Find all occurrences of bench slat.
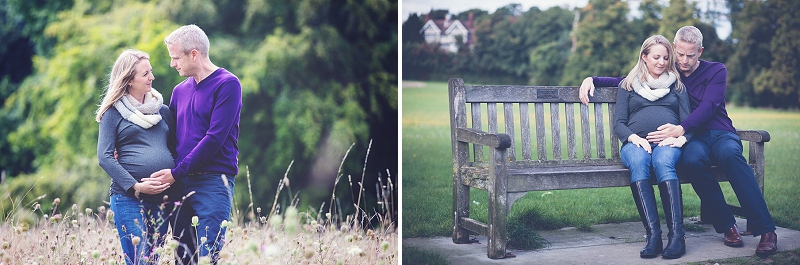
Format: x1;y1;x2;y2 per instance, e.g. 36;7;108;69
488;103;498;134
580;104;592;159
520;103;532;160
464;86;617;103
609;103;620;159
550;103;562;160
594;103;606;158
566;103;578;160
471;103;484;162
504;103;516;161
535;103;547;160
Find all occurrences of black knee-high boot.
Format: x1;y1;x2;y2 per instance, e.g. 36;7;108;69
659;179;686;259
631;180;662;258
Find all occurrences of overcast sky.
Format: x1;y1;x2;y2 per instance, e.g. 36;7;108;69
401;0;731;39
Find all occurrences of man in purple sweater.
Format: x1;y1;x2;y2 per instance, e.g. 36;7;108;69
145;24;242;264
579;26;777;256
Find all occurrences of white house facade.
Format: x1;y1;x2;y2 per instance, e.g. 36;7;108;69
419;17;472;53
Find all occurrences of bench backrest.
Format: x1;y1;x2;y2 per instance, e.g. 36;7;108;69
449;78;623;165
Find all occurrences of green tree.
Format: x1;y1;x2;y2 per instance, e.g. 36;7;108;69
658;0;701;42
741;0;800;107
3;0;181;211
561;0;638;85
725;0;800;108
402;13;425;44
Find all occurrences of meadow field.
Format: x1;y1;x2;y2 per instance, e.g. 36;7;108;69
1;171;397;264
401;80;800;262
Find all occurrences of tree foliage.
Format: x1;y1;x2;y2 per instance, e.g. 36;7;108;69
0;0;398;221
401;0;799;107
561;0;640;84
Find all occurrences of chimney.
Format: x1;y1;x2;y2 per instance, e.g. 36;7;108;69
468;12;474;28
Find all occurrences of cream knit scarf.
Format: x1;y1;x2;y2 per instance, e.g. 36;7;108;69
632;72;677;101
113;89;163;129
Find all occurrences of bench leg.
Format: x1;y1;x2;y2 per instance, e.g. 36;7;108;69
453;182;472;243
487;187;508;259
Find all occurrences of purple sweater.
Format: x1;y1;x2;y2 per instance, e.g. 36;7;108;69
169;68;242;179
593;60;736;134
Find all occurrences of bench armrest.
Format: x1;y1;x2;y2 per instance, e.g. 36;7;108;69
456;128;512;149
736;130;770;143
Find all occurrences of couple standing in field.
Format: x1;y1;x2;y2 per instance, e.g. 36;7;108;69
96;25;241;265
582;26;777;259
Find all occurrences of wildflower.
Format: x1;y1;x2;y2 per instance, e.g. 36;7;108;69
381;241;390;251
285;206;298;218
92;250;100;259
345;235;354;242
33;203;40;211
256;207;261;214
166;239;179;251
85;208;93;215
71;204;78;212
53;198;61;205
269;214;282;228
43;214;48;220
191;216;199;227
347;246;364;256
131;236;141;246
72;220;78;226
220;220;228;228
106;210;115;221
2;242;9;249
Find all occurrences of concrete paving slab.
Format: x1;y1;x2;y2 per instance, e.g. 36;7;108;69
403;218;800;264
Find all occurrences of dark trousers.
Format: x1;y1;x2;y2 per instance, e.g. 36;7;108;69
173;173;235;264
681;130;775;236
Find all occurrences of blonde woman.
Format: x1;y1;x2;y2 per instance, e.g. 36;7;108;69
613;35;691;259
96;49;183;265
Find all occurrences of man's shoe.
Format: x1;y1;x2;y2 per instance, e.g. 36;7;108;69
724;225;744;247
755;231;777;256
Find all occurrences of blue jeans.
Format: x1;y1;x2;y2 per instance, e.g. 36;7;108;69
173;173;235;264
621;142;682;183
681;130;775;236
110;194;174;265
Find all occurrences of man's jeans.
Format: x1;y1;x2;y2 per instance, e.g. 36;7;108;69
621;142;682;183
174;173;235;264
110;194;174;265
681;129;775;236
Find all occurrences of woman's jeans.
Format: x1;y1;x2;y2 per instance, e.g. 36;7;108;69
110;194;174;265
621;142;681;183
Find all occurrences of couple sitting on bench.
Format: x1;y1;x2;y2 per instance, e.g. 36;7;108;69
581;26;777;259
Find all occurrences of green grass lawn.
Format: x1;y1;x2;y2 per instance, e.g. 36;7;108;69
402;80;800;242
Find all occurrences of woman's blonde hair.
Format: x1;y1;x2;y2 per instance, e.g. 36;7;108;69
95;49;150;122
620;35;684;92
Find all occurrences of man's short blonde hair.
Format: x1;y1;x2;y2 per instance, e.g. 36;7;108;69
674;26;703;51
164;24;210;57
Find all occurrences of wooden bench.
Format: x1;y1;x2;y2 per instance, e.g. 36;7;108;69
447;78;770;259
